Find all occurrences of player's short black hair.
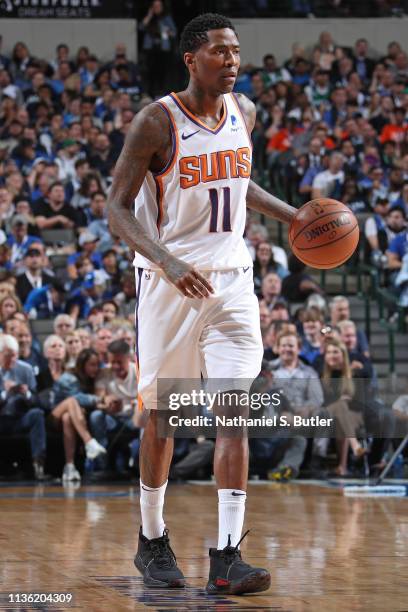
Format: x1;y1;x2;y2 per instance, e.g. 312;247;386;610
180;13;236;56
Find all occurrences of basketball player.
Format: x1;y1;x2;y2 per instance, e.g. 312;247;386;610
107;14;296;595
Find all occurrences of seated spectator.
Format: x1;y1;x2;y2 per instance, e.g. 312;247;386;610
68;255;94;292
51;348;106;481
267;116;304;157
365;199;406;265
259;299;272;335
15;243;54;305
0;334;46;480
262;53;292;87
55;138;81;181
0;186;16;228
270;301;290;322
3;315;23;338
37;334;66;395
85;305;104;331
338;319;375;377
253;241;288;295
70;172;103;211
388;166;405;204
114;271;136;320
270;330;324;407
298;151;327;203
0;293;23;330
0;243;13;274
282;255;324;302
101;249;122;293
300;308;324;364
353;37;376;84
248;375;292;480
66;270;107;320
305;68;331;107
260;272;283;310
87;191;111;247
67;232;102;281
322;86;348;128
387;224;408;272
266;330;324;480
92;325;113;367
64;158;90;204
245;222;288;268
33;181;84;230
101;300;119;323
88;133;116;178
53;314;75;340
263;321;297;362
6;215;39;267
16;319;47;377
392;181;408;216
90;339;141;469
312;151;345;199
65;330;83;370
329;296;369;356
77;327;92;349
318;339;367;476
341;178;369;215
24;279;66;319
359;167;388;208
112;324;135;350
379;107;407;144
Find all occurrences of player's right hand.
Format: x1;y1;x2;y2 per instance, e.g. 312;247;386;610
161;256;214;299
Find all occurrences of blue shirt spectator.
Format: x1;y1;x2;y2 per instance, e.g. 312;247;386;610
24;283;66;319
388;230;408;260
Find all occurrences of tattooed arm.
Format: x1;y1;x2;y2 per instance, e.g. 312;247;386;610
234;93;297;225
107;103;213;298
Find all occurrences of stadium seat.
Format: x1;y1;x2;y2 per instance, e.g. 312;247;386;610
41;229;76;246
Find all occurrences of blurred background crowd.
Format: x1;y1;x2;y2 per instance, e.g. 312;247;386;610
0;0;408;484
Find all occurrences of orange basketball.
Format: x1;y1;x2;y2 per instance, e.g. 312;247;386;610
288;198;359;270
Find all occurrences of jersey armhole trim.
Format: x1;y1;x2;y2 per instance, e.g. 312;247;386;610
153;100;179;178
231;93;253;149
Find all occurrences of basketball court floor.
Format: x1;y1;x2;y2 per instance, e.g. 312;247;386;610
1;481;407;611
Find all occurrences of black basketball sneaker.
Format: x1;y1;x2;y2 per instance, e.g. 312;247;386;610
134;527;186;588
206;530;271;595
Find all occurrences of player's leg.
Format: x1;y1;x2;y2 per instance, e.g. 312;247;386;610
134;269;203;588
201;268;271;595
139;410;174;537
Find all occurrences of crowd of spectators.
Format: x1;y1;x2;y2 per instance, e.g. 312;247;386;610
235;32;408;304
0;22;407;483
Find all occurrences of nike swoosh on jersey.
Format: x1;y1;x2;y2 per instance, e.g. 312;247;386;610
243;267;250;273
181;130;200;140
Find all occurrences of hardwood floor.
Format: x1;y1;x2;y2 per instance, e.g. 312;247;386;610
0;482;407;611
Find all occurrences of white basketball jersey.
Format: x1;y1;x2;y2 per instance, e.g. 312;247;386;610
133;92;253;270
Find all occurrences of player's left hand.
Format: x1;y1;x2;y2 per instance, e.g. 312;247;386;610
161;255;214;299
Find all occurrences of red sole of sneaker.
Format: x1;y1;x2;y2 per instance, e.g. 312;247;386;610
207;571;271;595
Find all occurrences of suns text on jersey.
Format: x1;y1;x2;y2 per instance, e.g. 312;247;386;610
179;147;251;189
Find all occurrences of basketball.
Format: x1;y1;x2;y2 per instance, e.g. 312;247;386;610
288;198;360;270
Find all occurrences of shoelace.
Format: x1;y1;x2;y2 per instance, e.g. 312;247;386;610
149;529;177;569
221;530;252;566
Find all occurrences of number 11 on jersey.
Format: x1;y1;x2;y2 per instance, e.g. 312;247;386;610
208;187;231;233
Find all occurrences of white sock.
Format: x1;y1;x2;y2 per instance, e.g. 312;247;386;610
140;479;167;540
217;488;246;549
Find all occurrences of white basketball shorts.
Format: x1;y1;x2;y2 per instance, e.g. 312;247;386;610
135;267;263;410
